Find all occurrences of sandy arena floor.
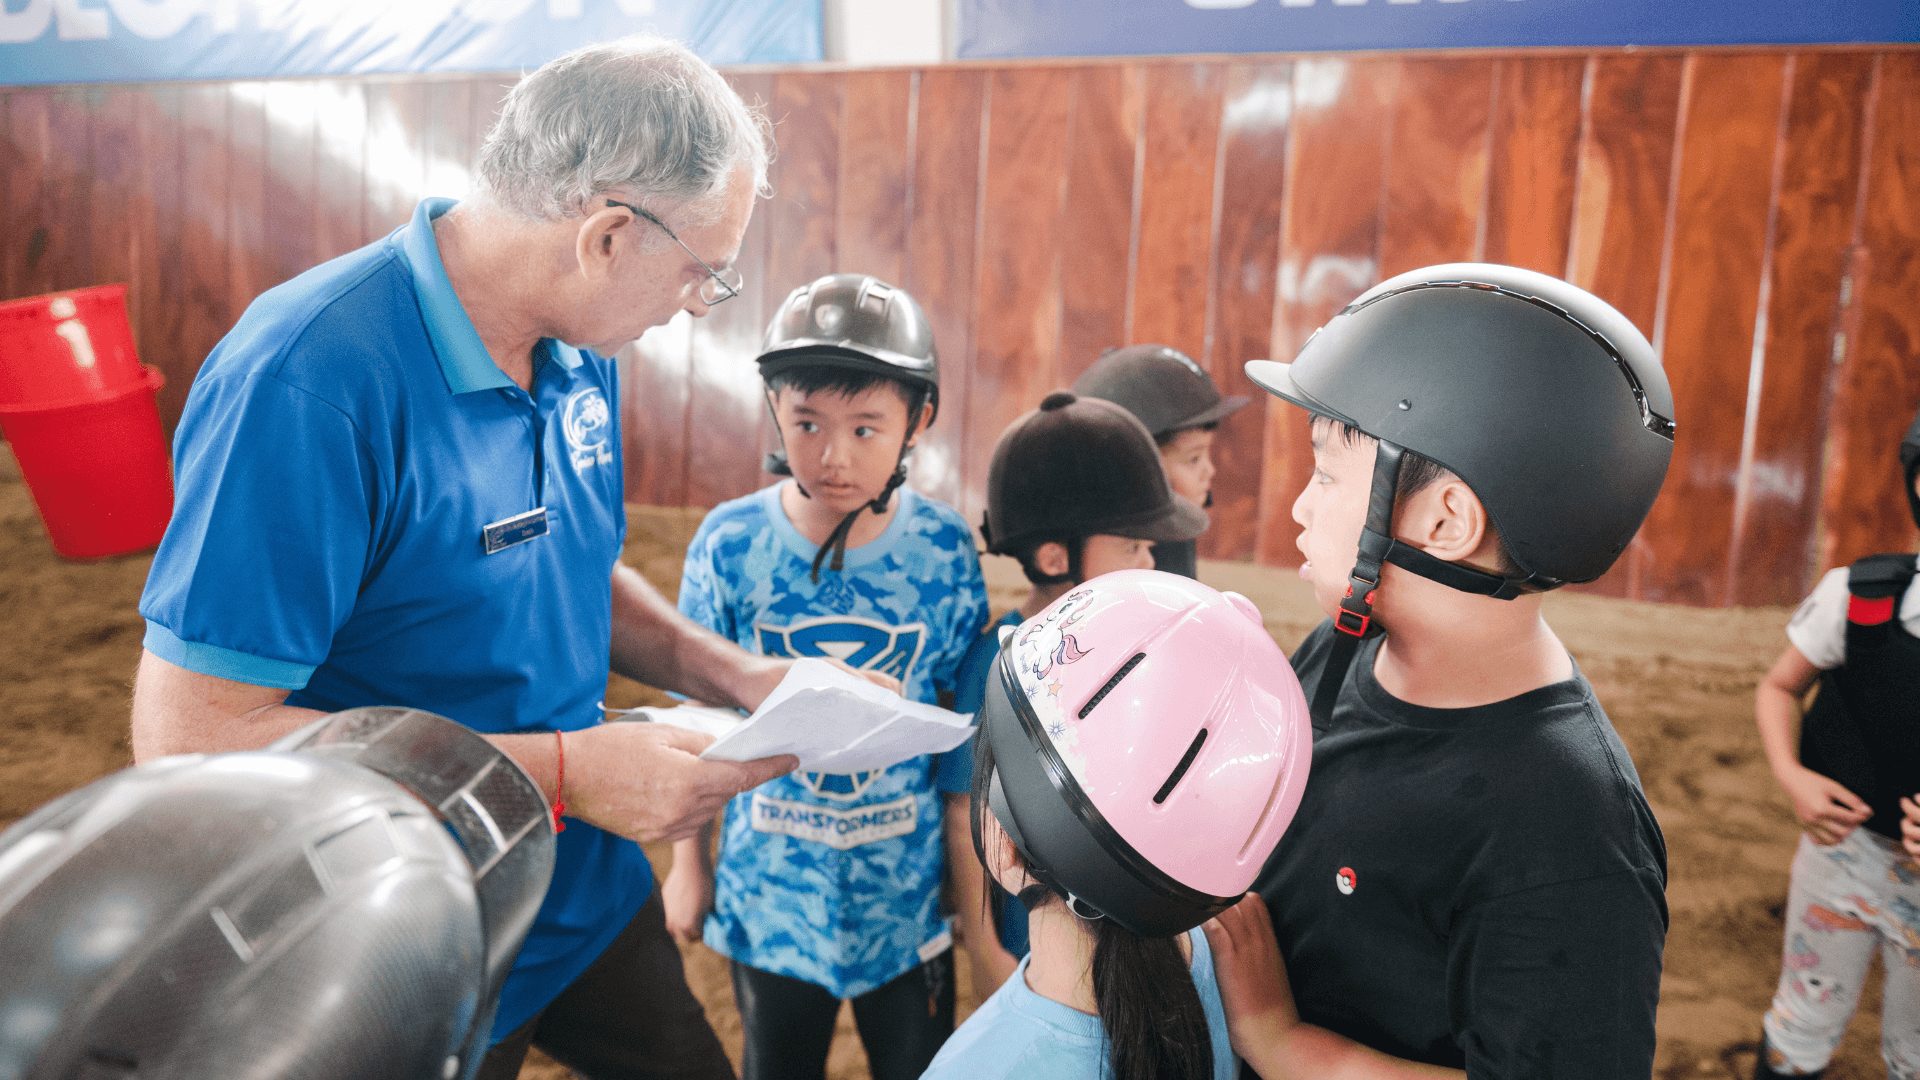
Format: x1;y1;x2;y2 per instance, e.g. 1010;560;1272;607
0;446;1894;1079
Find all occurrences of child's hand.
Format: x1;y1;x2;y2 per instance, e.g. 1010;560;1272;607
1778;765;1872;845
1203;893;1298;1064
1901;795;1920;861
663;860;715;943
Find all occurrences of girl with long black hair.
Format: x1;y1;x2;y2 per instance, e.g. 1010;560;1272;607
922;570;1314;1080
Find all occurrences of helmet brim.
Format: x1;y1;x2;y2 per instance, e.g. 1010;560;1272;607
1163;394;1251;436
1106;494;1209;544
1243;359;1359;430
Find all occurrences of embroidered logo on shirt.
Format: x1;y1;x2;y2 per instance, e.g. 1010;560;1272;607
1336;866;1357;895
562;387;613;473
750;792;918;849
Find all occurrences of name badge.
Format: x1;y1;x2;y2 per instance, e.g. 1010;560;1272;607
483;507;549;555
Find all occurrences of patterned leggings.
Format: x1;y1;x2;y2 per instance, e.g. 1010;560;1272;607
1761;828;1920;1077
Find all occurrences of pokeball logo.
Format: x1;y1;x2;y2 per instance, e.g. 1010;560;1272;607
1335;867;1357;895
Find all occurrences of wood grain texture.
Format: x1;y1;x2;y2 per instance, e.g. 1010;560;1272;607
1206;59;1293;562
1482;56;1585;275
1820;54;1920;571
1055;64;1142;385
1376;57;1492;277
1634;54;1787;607
1565;54;1685;597
1727;53;1875;606
901;69;988;514
1255;57;1397;566
175;85;231;401
966;68;1075;529
1129;62;1225;362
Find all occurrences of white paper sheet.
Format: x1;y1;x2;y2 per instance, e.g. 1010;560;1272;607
622;704;744;741
696;658;977;772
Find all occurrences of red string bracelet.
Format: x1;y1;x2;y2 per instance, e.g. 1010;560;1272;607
551;729;567;834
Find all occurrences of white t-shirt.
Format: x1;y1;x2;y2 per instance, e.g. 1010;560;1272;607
1785;557;1920;670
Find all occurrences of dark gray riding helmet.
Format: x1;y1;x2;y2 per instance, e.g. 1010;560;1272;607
1245;263;1675;717
757;273;941;579
1073;344;1249;441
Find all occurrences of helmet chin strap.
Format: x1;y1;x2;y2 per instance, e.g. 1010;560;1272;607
766;394;927;583
1313;440;1537;724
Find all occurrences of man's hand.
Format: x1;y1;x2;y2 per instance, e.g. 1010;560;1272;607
1778;765;1872;846
1901;794;1920;861
565;722;794;844
1204;893;1299;1064
734;655;903;712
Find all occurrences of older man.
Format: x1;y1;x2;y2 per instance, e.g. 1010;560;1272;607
134;38;807;1079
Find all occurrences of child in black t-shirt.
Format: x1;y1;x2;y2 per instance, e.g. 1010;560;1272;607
1746;405;1920;1080
1203;263;1674;1079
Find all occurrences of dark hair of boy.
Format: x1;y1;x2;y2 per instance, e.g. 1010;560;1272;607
979;392;1206;587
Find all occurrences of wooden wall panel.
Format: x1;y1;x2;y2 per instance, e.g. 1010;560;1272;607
1634;55;1788;606
901;69;987;513
1129;62;1224;363
1821;55;1920;571
1205;59;1292;562
1;51;1902;608
1727;55;1875;605
1255;58;1397;565
967;68;1074;529
1482;56;1585;275
1055;64;1141;384
1565;54;1685;597
1377;58;1493;276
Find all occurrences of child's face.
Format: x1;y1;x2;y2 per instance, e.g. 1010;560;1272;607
1291;418;1375;618
773;382;917;517
1080;534;1156;579
1160;427;1217;509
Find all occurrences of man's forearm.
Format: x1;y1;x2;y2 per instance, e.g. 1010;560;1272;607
609;563;771;710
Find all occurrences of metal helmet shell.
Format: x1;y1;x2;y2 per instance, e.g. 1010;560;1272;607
1247;263;1675;586
0;708;553;1080
981;570;1312;938
759;273;940;424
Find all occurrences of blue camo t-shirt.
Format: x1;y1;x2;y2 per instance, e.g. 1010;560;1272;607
678;483;988;997
922;928;1236;1080
950;609;1032;958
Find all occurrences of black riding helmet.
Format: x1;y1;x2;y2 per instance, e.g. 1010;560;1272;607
1245;263;1676;719
759;273;940;580
979;392;1207;584
1902;405;1920;528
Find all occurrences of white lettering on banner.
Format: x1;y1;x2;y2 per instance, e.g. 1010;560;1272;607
107;0;199;40
750;793;919;850
0;0;54;45
53;0;109;41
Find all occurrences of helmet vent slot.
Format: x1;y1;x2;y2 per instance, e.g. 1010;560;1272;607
1078;652;1146;720
1153;729;1209;805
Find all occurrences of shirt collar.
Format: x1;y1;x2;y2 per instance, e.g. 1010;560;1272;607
396;198;584;395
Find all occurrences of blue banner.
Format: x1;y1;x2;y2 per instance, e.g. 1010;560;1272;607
958;0;1920;58
0;0;822;86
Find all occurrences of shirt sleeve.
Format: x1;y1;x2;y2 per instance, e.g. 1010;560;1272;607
676;514;733;641
1448;866;1667;1080
1785;566;1850;670
138;373;379;689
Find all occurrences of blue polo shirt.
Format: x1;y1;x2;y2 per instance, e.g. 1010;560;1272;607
139;198;651;1041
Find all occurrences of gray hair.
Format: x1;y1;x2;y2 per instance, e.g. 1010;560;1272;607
477;36;772;226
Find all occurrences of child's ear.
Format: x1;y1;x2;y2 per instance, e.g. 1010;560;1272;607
1403;478;1491;565
1032;541;1070;578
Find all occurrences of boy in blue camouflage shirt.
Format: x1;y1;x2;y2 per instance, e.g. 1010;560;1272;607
664;274;987;1080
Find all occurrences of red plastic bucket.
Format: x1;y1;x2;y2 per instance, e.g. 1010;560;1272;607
0;285;147;410
0;365;173;559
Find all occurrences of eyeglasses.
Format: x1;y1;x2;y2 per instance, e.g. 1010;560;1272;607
605;198;743;306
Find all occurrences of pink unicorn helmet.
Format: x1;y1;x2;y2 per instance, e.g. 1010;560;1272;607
978;569;1312;937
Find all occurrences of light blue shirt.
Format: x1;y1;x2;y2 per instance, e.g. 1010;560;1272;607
924;927;1238;1079
678;482;989;997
